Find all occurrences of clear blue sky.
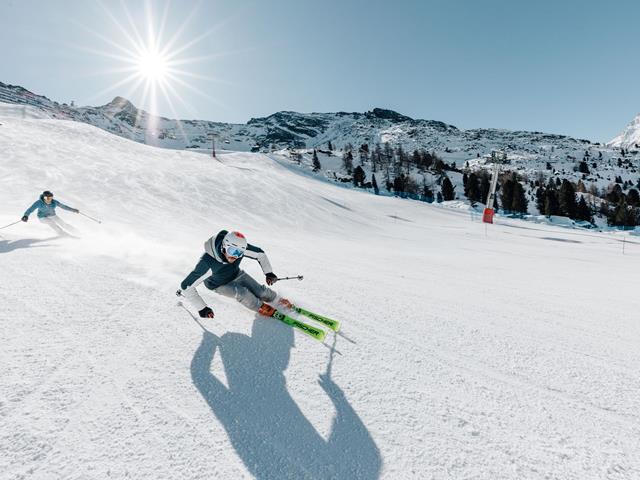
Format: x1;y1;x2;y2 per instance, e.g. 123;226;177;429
1;0;639;142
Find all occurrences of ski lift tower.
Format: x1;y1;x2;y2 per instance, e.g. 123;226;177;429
207;132;217;158
483;150;508;224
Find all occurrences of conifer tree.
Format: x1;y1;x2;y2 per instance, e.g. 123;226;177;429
500;174;516;212
372;143;383;173
578;161;590;174
382;143;393;185
359;144;369;166
606;184;623;204
465;172;481;205
422;151;434;170
393;174;406;194
312;149;321;172
411;150;422;170
480;172;491;204
511;180;528;214
609;200;637;227
342;150;354;174
544;178;560;216
575;196;592;222
441;177;455;201
396;145;407;172
536;185;546;213
423;183;433;201
500;173;528;214
353;165;366;187
559;179;577;218
372;173;379;195
627;188;640;207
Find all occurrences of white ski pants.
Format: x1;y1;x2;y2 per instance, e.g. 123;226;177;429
39;215;76;236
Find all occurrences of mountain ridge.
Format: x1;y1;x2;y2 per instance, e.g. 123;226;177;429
0;80;602;154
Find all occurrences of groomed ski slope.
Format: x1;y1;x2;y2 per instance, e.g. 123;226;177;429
1;107;640;480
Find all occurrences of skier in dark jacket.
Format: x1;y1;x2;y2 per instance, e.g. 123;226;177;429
177;230;291;319
22;190;80;236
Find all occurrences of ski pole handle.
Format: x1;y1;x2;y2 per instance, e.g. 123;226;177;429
275;275;304;282
79;212;102;224
0;220;22;230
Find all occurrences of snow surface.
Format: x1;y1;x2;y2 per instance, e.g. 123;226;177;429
1;106;640;479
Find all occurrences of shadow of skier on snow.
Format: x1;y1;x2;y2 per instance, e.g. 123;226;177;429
0;236;58;253
190;316;382;479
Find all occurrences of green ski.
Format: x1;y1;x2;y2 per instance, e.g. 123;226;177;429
291;306;340;332
271;310;326;342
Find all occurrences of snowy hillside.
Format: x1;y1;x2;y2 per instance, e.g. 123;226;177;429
2;105;640;479
6;80;640;231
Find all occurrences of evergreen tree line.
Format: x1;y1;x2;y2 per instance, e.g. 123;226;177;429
497;172;528;214
322;139;640;226
535;177;640;226
330;142;457;200
335;142;450;173
336;143;453;185
596;183;640;227
462;171;492;206
535;178;591;222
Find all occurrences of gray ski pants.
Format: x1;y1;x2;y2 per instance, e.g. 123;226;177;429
212;271;276;311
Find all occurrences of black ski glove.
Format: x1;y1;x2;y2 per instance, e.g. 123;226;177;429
199;306;215;318
21;216;28;222
265;273;278;286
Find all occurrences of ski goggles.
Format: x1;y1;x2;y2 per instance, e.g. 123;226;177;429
226;246;245;258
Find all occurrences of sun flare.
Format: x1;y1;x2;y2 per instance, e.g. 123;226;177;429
136;49;168;83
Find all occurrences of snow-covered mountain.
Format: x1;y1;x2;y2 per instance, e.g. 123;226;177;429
608;113;640;149
2;100;640;480
0;80;621;159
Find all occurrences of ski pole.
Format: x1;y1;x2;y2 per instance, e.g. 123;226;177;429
79;212;102;224
0;220;21;230
275;275;304;283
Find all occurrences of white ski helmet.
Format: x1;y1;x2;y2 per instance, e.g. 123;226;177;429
222;231;248;258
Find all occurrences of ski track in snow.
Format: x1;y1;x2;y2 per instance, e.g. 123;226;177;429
1;109;640;479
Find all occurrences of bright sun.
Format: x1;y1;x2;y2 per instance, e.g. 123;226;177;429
137;49;168;83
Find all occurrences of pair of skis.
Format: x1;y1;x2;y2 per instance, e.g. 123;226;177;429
178;292;340;343
265;304;340;342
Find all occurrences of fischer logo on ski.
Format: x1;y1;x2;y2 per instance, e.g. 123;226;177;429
270;310;326;342
291;306;340;332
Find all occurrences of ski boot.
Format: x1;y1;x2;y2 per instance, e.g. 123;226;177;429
277;297;293;310
258;303;277;317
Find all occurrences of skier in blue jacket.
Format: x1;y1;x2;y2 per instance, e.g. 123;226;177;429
177;230;292;319
22;191;80;236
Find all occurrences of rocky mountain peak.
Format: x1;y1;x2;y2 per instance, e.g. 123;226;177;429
608;113;640;149
367;108;413;123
